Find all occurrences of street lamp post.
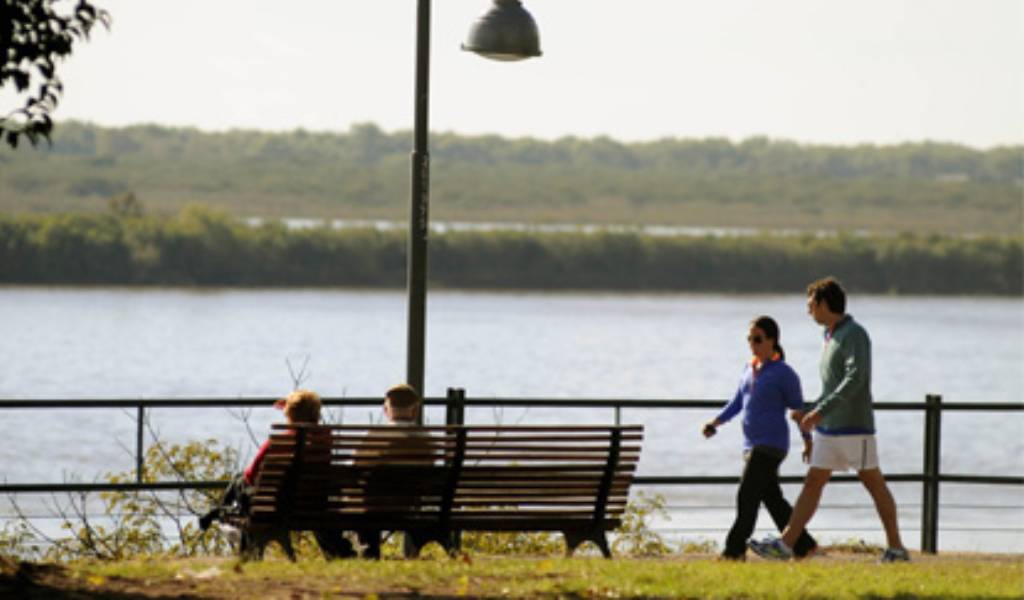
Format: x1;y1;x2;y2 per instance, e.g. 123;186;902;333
406;0;541;402
406;0;432;405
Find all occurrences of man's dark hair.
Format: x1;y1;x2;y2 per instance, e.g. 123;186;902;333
806;276;846;314
385;383;422;412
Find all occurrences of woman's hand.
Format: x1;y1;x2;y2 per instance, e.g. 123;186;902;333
701;420;718;438
800;410;823;433
802;438;813;463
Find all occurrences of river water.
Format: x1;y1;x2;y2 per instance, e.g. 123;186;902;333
1;287;1021;552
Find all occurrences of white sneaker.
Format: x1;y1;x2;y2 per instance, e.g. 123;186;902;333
747;536;793;560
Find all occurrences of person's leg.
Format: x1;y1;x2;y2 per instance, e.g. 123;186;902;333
858;467;905;550
780;467;831;549
722;451;774;558
762;463;817;557
199;472;246;530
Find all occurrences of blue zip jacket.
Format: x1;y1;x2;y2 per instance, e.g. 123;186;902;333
716;360;805;453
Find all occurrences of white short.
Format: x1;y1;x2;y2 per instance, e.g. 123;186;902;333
810;433;879;471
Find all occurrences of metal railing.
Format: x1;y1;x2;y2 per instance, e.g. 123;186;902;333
1;391;1021;553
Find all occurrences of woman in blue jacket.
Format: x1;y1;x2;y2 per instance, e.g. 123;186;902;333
702;315;817;560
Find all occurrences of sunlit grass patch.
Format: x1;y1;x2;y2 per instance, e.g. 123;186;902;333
63;553;1024;599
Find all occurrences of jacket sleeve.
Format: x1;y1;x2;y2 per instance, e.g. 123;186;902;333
244;439;271;486
815;333;870;417
715;370;747;424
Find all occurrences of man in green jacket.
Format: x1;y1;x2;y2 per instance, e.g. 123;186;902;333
749;277;910;563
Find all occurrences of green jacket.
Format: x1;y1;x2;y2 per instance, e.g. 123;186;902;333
812;315;876;435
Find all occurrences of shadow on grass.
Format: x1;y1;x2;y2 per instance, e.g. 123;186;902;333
1;559;202;600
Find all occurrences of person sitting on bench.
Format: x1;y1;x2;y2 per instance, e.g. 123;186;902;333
351;383;434;558
199;389;356;559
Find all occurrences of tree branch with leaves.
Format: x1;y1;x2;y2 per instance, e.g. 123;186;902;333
1;0;110;147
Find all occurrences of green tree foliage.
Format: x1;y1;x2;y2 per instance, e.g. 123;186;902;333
0;439;238;561
1;122;1020;234
0;1;109;146
0;205;1020;294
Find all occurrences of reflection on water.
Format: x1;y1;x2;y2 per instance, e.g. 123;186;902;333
0;287;1021;551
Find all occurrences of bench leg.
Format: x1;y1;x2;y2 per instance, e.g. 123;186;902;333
239;528;295;562
402;530;452;559
563;530;612;559
594;532;612;559
280;533;297;562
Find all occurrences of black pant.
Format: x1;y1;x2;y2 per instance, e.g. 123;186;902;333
723;447;817;558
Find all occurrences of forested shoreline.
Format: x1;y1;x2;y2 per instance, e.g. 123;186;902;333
1;205;1019;295
1;122;1020;234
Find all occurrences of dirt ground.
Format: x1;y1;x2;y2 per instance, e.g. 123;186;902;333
2;552;1021;600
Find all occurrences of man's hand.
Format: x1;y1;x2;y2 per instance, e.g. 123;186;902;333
800;410;823;433
701;420;718;438
789;409;804;424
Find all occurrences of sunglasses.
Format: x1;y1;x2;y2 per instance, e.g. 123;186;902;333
747;335;765;344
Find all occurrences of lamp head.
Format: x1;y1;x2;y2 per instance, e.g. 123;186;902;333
462;0;541;61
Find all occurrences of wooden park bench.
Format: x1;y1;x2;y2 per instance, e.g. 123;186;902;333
237;423;644;560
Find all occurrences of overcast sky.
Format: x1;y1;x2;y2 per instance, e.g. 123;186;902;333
9;0;1022;148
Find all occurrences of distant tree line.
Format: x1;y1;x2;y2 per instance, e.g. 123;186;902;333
1;204;1019;295
1;121;1020;234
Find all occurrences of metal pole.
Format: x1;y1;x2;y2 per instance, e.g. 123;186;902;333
445;387;457;425
136;405;145;482
407;0;431;412
921;394;942;553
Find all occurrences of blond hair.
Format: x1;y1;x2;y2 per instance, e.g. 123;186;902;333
283;389;321;423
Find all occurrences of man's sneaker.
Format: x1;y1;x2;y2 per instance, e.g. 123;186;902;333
747;536;793;560
880;547;910;563
219;524;241;546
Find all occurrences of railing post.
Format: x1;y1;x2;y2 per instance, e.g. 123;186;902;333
136;405;145;482
614;404;621;426
921;394;942;553
445;387;465;426
444;387;465;553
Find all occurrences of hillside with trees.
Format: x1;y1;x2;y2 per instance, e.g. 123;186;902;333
1;121;1020;234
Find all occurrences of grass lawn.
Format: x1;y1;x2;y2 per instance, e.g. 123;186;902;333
3;551;1023;599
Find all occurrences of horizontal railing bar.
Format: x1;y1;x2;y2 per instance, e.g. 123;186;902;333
935;402;1024;411
5;474;1016;495
636;473;930;485
660;503;1024;510
0;481;228;493
0;398;382;409
0;474;939;494
939;474;1024;485
6;504;1022;519
4;398;1020;411
658;527;1024;533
